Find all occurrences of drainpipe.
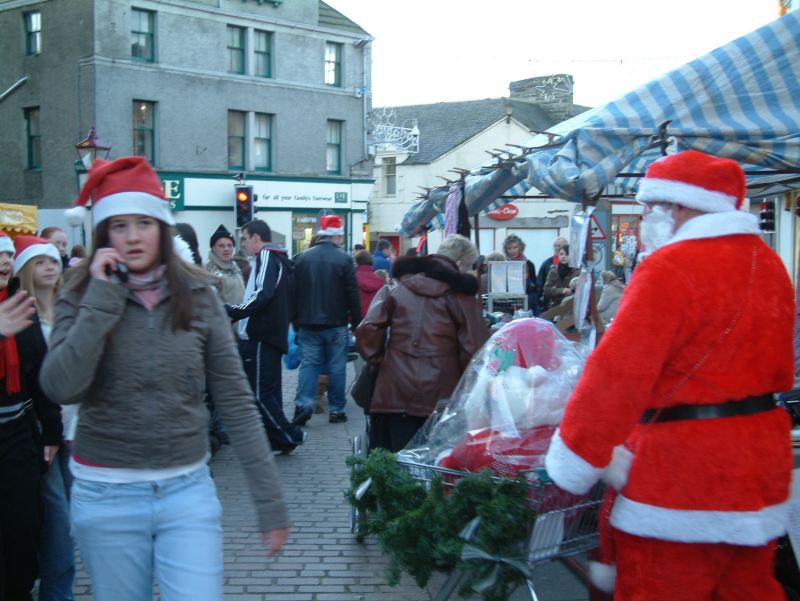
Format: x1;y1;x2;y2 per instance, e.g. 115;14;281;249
0;76;28;103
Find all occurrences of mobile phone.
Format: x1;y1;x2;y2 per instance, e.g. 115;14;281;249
100;245;129;283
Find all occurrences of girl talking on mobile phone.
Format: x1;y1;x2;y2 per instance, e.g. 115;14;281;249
40;157;288;601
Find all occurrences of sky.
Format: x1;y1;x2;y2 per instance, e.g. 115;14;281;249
326;0;782;109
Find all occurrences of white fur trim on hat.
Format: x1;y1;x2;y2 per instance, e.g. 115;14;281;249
544;428;604;495
610;494;790;546
0;237;14;256
173;235;195;264
14;243;62;274
65;205;88;227
92;191;175;225
320;227;344;236
636;178;737;213
588;561;616;594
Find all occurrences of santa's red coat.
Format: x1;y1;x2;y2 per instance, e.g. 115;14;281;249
545;213;795;546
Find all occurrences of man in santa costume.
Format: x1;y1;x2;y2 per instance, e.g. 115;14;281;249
544;150;794;600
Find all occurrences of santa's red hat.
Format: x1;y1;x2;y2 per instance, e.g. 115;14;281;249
636;150;746;213
13;236;61;274
319;215;344;236
0;233;14;256
66;156;174;227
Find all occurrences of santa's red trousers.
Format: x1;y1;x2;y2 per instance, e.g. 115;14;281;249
614;530;783;601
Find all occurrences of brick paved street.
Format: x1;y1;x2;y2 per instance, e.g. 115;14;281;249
73;364;588;600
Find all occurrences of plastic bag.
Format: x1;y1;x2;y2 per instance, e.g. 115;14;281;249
282;326;301;370
399;318;588;475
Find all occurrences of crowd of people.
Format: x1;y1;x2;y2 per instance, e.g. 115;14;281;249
0;149;794;601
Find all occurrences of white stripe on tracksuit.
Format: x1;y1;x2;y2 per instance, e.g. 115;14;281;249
253;341;295;447
234;249;282;340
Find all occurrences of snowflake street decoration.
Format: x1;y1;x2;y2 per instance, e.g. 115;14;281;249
530;75;573;103
370;108;420;154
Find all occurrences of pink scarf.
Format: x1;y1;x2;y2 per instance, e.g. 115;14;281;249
123;265;166;311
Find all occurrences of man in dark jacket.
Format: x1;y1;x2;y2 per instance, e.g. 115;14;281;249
292;215;361;425
226;220;306;453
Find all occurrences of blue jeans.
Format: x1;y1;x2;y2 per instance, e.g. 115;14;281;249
70;466;222;601
39;446;75;601
295;326;349;414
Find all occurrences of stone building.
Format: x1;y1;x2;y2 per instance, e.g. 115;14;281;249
0;0;373;253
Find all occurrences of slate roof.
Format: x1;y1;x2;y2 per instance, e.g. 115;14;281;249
318;1;369;36
378;98;563;164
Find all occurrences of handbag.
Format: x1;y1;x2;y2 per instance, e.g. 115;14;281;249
350;362;379;411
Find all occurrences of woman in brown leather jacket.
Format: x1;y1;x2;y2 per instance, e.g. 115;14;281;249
356;234;489;452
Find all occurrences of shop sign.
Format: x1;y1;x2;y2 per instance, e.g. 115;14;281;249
486;204;519;220
159;175;184;211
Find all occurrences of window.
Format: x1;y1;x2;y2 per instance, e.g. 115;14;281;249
254;30;272;78
324;42;342;86
24;11;41;56
131;8;155;62
228;111;246;170
133;100;156;163
326;120;342;175
227;26;245;74
254;113;272;171
24;107;41;169
384;156;396;195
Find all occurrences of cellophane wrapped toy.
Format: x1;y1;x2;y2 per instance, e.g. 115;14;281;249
399;318;587;477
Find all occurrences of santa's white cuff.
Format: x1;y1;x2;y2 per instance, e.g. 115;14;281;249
544;429;603;494
602;445;633;491
588;561;616;594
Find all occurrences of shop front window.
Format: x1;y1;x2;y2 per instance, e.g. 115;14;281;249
292;213;320;256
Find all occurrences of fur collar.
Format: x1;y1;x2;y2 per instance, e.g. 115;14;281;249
664;211;761;247
392;254;479;295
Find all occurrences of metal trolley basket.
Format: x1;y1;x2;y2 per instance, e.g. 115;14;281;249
351;441;604;601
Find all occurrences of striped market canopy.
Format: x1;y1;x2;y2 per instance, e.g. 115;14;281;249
402;10;800;235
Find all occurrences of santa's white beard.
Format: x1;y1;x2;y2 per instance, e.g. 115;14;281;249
640;205;676;253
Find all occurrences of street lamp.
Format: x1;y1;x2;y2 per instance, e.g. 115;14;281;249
70;127;111;243
74;126;111;170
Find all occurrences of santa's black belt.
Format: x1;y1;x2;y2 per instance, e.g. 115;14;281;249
640;394;776;424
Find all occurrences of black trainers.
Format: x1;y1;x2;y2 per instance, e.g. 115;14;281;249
292;407;313;426
277;431;307;455
329;412;347;424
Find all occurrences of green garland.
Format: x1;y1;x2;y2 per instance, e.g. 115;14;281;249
345;449;537;601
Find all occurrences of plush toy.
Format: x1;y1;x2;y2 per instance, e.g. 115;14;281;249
407;318;587;476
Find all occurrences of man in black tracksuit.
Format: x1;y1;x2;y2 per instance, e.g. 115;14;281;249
226;220;305;453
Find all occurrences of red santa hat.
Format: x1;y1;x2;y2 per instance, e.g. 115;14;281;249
66;156;174;227
319;215;344;236
636;150;746;213
13;236;61;274
0;233;14;256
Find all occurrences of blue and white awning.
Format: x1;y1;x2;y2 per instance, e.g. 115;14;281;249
400;10;800;235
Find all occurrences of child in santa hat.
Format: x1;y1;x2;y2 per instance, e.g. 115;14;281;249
12;235;79;600
39;157;289;601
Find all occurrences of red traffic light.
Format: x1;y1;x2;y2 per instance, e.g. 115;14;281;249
237;191;249;202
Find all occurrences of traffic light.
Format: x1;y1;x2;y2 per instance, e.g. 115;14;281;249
235;185;254;228
759;199;776;232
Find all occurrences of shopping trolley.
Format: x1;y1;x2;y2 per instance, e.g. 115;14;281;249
350;449;604;601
